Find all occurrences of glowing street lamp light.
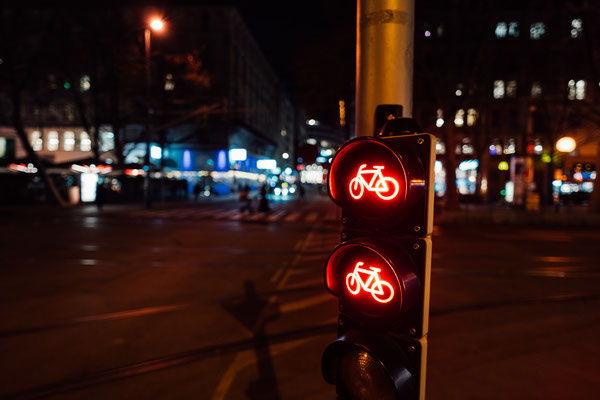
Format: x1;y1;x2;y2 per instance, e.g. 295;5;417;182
150;18;164;31
556;137;576;153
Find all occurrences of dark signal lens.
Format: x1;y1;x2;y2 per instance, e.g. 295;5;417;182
337;349;397;400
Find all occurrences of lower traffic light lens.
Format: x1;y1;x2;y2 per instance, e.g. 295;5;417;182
337;349;397;400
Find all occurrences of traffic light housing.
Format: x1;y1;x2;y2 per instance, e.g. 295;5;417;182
322;119;435;400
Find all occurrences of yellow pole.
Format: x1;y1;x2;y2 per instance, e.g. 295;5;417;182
356;0;415;137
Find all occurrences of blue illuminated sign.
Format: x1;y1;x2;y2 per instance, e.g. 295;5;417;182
216;150;228;171
183;149;192;170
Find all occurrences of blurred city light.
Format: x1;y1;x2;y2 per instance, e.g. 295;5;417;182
556;137;576;153
229;148;247;162
150;145;162;159
458;159;478;171
257;159;277;170
150;18;164;31
498;161;509;171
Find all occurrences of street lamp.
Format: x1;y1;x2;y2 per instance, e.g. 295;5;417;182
150;18;164;31
556;136;576;153
143;16;165;208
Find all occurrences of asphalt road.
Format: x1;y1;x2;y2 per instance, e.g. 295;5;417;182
1;195;599;400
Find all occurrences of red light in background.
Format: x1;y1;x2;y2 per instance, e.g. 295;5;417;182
346;261;395;303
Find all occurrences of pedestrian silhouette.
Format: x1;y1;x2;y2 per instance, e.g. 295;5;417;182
298;183;305;200
239;185;253;213
258;185;270;213
96;181;105;211
193;182;201;202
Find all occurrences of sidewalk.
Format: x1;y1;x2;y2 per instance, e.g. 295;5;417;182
437;204;600;227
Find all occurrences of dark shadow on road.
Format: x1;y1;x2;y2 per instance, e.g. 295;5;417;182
223;280;282;400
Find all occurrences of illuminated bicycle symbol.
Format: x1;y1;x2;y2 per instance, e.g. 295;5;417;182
345;262;395;304
349;164;400;200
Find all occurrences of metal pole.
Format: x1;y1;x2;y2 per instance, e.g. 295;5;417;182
144;28;152;208
356;0;415;137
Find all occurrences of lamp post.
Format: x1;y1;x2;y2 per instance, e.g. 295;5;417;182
143;17;164;208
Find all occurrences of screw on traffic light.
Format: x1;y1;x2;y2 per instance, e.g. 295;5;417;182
321;116;435;400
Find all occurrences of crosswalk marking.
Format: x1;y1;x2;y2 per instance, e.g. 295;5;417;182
213;209;239;219
267;210;288;222
119;206;333;225
284;212;301;222
304;212;319;223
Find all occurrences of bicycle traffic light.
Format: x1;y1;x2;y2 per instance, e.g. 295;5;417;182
322;119;435;400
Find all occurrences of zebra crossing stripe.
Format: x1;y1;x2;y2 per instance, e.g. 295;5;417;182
229;212;244;221
267;210;287;222
284;212;301;222
172;209;195;218
213;209;239;219
247;213;267;221
304;212;319;223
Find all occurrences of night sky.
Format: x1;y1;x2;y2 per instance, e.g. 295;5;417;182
233;0;356;124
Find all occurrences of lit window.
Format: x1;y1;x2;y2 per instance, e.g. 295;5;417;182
571;19;583;38
63;131;75;151
454;109;465;127
435;140;445;154
506;80;517;97
0;137;5;158
455;83;463;97
80;131;92;151
436;108;444;127
568;80;585;100
47;131;59;151
530;22;546;39
466;109;478;126
495;22;507;38
493;80;505;98
504;139;516;154
461;142;473;155
164;73;175;91
100;131;115;152
80;75;91;92
508;22;519;37
489;141;502;155
31;131;43;151
531;82;542;97
568;80;576;99
575;80;586;100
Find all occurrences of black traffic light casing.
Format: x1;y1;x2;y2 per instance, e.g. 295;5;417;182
322;121;435;400
328;133;435;237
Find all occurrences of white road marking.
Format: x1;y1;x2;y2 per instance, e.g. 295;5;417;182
211;230;317;399
213;209;239;219
266;210;287;222
304;212;319;223
284;212;301;222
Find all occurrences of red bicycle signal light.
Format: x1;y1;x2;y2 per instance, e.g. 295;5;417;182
349;164;401;201
346;261;395;304
325;239;424;329
328;134;435;234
